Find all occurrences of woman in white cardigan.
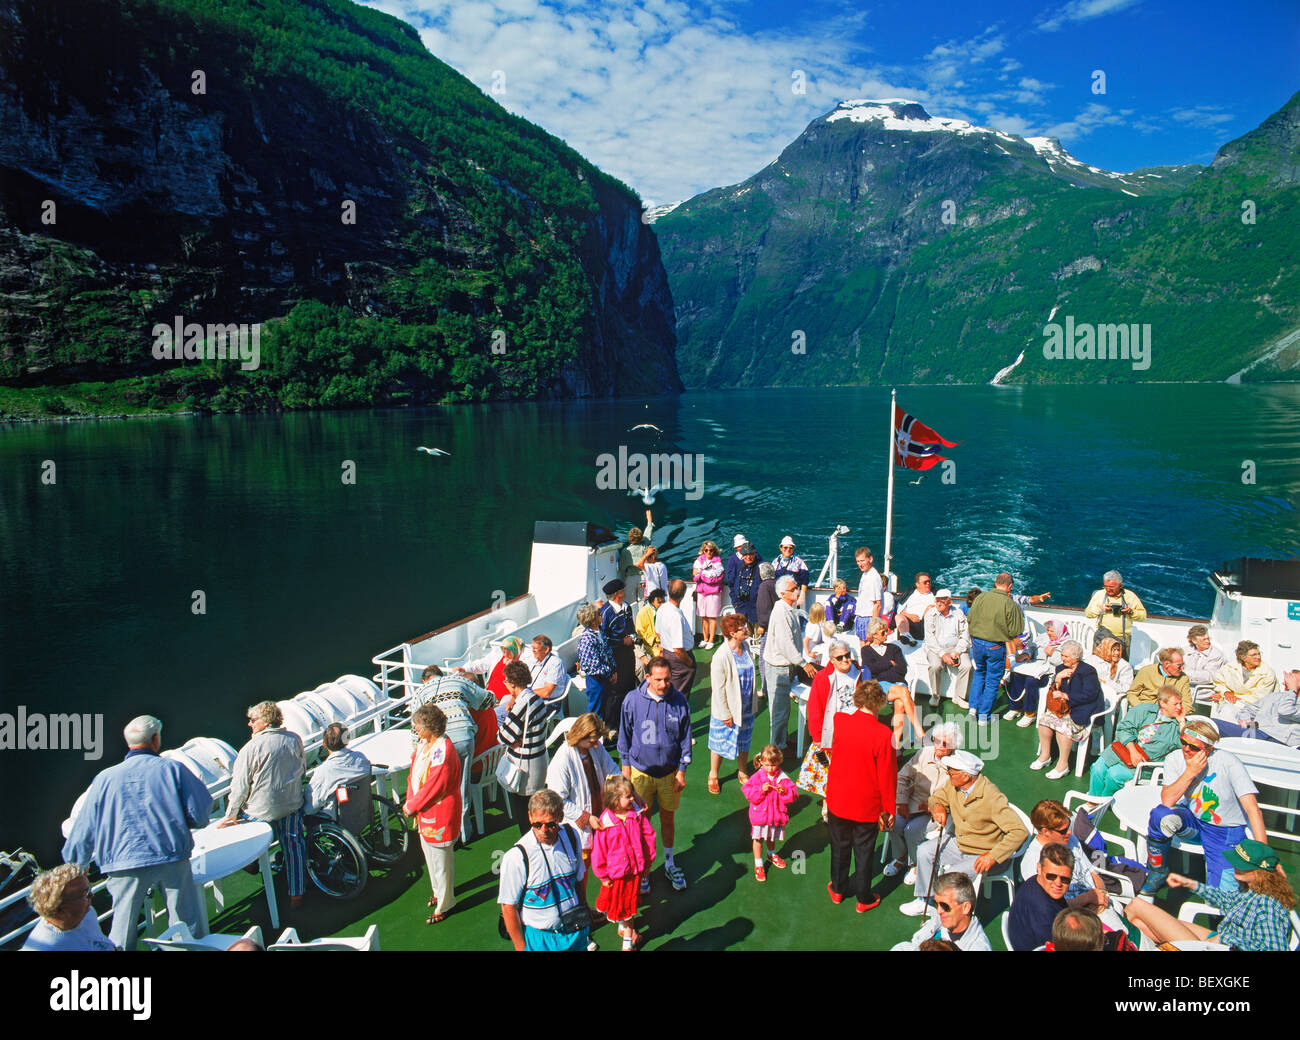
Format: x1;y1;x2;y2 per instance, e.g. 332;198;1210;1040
707;613;758;794
545;712;617;906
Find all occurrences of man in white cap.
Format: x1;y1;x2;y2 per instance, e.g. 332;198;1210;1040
772;536;809;608
900;749;1028;916
923;588;972;709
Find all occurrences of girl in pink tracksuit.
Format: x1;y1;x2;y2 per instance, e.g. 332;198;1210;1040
742;745;799;882
591;774;657;951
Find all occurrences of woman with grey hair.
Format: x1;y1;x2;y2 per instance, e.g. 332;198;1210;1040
885;722;963;881
1031;640;1104;779
219;700;308;908
21;864;116;951
1184;625;1227;688
577;601;617;719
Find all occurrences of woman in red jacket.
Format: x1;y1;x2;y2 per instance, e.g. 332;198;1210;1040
824;680;897;913
405;704;463;924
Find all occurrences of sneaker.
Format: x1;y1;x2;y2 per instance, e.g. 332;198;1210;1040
665;863;687;891
968;708;977;718
1139;871;1167;897
827;882;843;904
640;876;651;895
929;693;941;707
856;894;881;912
1017;714;1037;728
769;853;787;869
587;940;600;951
899;897;931;917
883;858;905;878
952;695;970;710
1002;709;1021;721
1029;757;1051;770
1045;765;1071;780
904;867;917;885
899;635;917;647
754;864;767;882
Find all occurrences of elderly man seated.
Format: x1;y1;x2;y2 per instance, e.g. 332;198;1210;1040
895;572;935;647
1127;647;1192;713
1008;842;1073;950
890;872;990;951
1048;908;1105;951
304;723;373;816
923;589;971;708
900;750;1029;917
1211;639;1279;725
885;722;962;880
1220;669;1300;744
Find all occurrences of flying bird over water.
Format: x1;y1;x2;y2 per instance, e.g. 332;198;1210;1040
416;447;450;456
628;423;663;434
628;483;666;505
909;475;924;485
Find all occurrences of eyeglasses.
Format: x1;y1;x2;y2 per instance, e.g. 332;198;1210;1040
936;900;954;912
530;820;560;832
832;653;851;661
1181;740;1208;752
1046;826;1070;837
1042;870;1070;883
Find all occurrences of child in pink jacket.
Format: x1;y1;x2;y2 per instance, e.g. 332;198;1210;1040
591;774;657;951
742;744;799;882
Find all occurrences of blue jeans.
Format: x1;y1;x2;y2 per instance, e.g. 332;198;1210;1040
524;925;590;951
1007;672;1043;714
970;638;1006;720
1147;804;1246;890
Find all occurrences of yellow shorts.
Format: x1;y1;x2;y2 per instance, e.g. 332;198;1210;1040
630;768;681;812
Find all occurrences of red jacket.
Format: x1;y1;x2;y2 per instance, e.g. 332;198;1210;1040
404;736;462;843
472;706;498;757
487;658;510;700
824;711;897;823
806;663;835;746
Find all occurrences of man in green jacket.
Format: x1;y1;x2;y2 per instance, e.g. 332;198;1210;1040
966;573;1025;723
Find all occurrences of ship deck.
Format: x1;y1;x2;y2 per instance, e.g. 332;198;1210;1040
188;644;1300;952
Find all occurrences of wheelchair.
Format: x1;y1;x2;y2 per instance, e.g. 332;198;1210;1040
304;780;412;899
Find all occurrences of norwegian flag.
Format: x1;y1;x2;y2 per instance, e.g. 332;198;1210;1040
894;404;959;471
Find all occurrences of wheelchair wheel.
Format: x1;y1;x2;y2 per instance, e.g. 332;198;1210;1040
358;795;412;866
306;821;369;899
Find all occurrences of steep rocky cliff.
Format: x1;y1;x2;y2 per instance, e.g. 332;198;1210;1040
0;0;681;412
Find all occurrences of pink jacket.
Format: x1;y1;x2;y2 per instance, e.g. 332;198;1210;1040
742;769;798;828
590;807;657;881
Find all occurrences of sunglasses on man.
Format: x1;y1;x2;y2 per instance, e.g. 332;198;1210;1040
1042;869;1070;883
831;653;851;661
530;820;560;833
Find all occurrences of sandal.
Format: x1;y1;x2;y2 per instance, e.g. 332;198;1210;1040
737;769;750;784
427;896;436;908
707;776;721;794
426;912;448;924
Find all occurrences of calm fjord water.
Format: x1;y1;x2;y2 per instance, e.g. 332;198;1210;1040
2;384;1299;859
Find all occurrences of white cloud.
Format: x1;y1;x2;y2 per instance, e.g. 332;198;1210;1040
1042;101;1136;141
1169;105;1235;128
1037;0;1142;33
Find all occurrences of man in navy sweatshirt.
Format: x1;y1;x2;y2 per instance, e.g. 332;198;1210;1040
619;656;692;892
1008;842;1072;950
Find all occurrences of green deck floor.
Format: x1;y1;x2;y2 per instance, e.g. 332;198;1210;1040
199;648;1300;951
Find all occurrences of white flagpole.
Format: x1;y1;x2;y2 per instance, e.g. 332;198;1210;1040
883;387;896;586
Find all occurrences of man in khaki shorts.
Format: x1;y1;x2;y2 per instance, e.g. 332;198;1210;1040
618;657;692;891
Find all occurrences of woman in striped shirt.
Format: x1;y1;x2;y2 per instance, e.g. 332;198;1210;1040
498;660;553;834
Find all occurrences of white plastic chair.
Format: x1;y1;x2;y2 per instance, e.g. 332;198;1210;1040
1177;903;1300;951
999;910;1014;951
974;804;1035;909
1071;693;1124;777
270;925;380;951
546;716;577;749
468;744;507;832
142;922;264;951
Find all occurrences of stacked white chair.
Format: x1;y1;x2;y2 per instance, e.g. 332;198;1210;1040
270;925;380;951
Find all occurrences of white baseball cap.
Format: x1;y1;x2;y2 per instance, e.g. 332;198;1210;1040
935;588;953;599
733;534;747;549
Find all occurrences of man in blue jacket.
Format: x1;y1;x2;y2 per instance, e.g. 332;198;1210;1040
62;714;212;950
619;657;692;892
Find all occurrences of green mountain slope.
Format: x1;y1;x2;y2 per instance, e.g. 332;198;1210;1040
656;95;1300;387
0;0;681;415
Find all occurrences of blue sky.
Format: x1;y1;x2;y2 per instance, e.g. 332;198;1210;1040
362;0;1300;204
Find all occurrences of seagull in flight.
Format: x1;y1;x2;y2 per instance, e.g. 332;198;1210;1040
628;423;663;434
627;483;666;505
908;474;924;485
416;447;450;456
